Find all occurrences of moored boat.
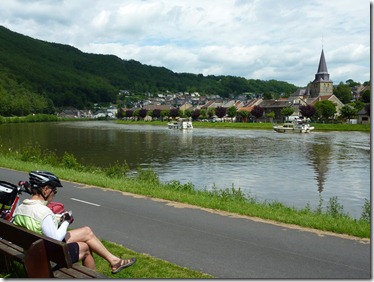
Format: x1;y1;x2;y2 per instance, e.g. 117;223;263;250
167;119;193;129
273;119;314;133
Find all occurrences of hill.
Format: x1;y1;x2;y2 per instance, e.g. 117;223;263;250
0;25;298;113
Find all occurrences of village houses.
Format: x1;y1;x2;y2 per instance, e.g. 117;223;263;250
61;49;369;123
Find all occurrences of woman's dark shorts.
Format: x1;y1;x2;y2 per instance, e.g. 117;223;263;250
67;242;79;263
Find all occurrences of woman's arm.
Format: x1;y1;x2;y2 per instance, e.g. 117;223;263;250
42;214;69;241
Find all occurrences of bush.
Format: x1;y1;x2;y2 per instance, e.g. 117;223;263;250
105;160;130;179
360;198;370;223
19;144;43;162
61;152;83;171
136;168;159;184
326;196;346;218
166;180;195;192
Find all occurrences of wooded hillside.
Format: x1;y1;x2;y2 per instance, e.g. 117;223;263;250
0;25;298;113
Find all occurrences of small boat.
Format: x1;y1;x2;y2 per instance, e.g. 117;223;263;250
273;119;314;133
167;119;193;129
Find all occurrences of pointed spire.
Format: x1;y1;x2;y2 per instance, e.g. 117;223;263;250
314;49;330;82
317;49;328;74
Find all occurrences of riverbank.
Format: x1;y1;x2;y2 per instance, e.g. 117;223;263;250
1;114;370;132
0;147;369;239
116;119;371;132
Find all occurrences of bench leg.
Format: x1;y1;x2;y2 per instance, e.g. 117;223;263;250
23;239;53;278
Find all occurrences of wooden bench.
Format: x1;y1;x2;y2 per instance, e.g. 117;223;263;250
0;218;107;278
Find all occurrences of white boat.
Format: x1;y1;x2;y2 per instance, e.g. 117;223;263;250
167;119;193;129
273;119;314;133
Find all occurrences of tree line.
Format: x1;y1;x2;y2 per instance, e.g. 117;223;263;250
118;98;370;123
0;25;298;115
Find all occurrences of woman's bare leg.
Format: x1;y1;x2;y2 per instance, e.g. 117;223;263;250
77;242;96;270
65;226;121;268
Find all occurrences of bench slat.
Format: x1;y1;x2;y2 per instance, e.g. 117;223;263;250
53;269;77;278
0;239;24;253
0;240;25;261
56;267;97;278
71;264;107;278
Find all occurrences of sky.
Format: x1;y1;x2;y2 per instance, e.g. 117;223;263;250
0;0;370;87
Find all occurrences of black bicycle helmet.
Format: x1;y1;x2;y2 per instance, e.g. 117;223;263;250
29;171;63;188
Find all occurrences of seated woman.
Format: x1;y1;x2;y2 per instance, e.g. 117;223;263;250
13;170;136;274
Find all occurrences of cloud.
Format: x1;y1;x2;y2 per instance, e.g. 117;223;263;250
0;0;370;87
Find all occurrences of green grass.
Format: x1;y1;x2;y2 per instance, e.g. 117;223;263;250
94;241;212;278
116;119;371;131
0;149;369;239
0;240;213;278
1;114;370;132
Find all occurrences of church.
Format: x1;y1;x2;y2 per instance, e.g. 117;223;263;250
309;49;333;97
260;49;344;121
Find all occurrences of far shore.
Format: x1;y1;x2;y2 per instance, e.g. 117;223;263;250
0;114;370;132
115;119;371;132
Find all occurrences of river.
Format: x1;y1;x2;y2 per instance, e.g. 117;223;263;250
0;121;370;219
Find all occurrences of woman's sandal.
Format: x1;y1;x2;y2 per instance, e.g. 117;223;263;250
111;257;137;274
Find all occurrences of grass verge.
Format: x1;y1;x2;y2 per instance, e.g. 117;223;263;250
0;239;212;278
116;119;371;131
0;149;369;239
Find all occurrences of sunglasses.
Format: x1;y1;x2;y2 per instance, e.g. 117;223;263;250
50;186;57;195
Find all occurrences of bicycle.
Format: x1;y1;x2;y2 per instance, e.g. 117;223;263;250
0;180;66;221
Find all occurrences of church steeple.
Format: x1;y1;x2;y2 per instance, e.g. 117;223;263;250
309;49;333;97
314;49;331;82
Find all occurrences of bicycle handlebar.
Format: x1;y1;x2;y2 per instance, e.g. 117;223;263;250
18;181;32;195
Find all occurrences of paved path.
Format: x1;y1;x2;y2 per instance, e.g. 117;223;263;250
1;168;370;278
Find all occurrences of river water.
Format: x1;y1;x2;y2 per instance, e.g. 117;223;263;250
0;121;370;219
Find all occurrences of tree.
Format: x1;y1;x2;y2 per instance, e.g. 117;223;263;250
314;100;337;121
191;109;200;121
333;82;352;104
161;110;170;120
227;106;237;121
263;92;273;100
345;79;360;87
339;105;357;120
152;109;161;119
139;108;148;119
200;109;208;119
360;90;370;103
351;100;365;112
280;107;294;120
125;110;133;118
170;108;179;119
251;106;264;120
184;109;193;118
215;106;227;118
133;109;140;119
238;110;249;122
266;111;275;122
299;105;316;119
207;108;215;118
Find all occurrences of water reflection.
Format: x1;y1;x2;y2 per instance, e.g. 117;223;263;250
306;137;332;193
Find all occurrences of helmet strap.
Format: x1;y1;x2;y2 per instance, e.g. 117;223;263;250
38;186;52;201
43;191;54;201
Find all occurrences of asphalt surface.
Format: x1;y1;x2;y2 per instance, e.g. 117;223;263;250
0;168;371;278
